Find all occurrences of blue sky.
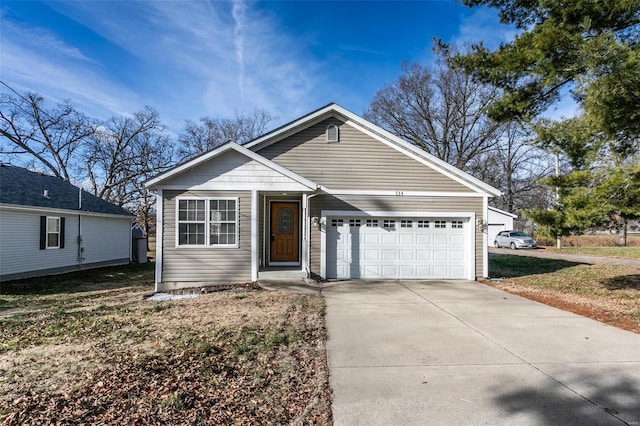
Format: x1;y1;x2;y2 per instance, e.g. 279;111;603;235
1;0;527;132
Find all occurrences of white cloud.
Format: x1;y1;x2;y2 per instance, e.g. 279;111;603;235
0;19;141;118
232;0;247;98
453;7;518;48
36;0;325;127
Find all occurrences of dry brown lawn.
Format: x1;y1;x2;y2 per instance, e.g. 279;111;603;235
0;268;331;425
488;254;640;333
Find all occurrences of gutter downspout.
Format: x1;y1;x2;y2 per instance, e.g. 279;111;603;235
303;186;322;277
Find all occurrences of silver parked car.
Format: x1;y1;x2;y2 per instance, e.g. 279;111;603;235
494;230;537;249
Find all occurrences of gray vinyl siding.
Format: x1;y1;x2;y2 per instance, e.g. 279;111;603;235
0;208;130;281
161;190;251;287
81;216;131;264
258;118;470;192
308;195;485;278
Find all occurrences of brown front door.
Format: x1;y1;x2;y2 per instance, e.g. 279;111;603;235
270;202;299;263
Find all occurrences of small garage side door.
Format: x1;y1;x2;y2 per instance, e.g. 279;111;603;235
326;217;469;279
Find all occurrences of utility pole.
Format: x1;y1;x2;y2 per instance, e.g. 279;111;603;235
555;153;561;249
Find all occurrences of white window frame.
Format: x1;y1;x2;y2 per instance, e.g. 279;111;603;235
46;216;61;249
176;197;239;248
326;124;339;143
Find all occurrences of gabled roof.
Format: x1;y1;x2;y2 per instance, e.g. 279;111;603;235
488;206;518;218
145;141;318;190
0;164;133;216
246;103;501;197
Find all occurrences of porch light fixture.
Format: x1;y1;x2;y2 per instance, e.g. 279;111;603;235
312;216;321;230
477;219;488;231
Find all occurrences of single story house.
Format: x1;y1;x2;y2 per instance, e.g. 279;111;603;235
487;206;518;247
146;103;501;291
0;164;134;281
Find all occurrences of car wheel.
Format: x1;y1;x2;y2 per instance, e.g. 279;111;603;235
494;241;500;248
510;242;516;250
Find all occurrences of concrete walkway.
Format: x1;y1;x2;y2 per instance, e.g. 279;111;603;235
489;247;640;268
324;280;640;425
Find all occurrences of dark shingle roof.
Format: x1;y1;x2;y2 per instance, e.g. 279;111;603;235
0;164;133;217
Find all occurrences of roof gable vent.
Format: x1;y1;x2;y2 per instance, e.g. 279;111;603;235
326;124;339;143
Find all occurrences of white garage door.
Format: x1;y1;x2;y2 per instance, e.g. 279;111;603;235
326;217;469;279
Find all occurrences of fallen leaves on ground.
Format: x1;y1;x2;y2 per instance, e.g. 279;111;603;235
0;289;332;425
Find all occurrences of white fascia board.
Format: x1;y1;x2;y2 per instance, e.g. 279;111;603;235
322;189;483;198
0;204;134;219
146;142;317;191
488;206;518;218
151;183;314;192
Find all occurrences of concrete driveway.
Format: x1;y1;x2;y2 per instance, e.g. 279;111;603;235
324;280;640;425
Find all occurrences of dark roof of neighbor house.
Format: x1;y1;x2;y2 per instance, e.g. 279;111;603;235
0;164;133;216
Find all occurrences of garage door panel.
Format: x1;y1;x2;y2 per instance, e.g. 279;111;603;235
381;265;397;277
382;234;396;244
450;266;466;277
416;250;431;261
450;250;465;261
450;235;465;245
326;216;469;280
399;265;414;278
417;235;431;245
433;250;448;261
382;250;397;261
433;235;448;245
363;249;379;260
364;234;379;244
416;265;432;277
399;234;414;245
399;250;414;261
433;265;448;276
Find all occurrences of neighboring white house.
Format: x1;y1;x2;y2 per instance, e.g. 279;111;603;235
487;206;518;246
0;164;134;281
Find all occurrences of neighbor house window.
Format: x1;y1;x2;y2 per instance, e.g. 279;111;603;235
40;216;65;250
326;124;339;143
177;198;238;247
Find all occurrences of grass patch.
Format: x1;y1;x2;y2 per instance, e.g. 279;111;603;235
543;246;640;260
0;286;331;425
488;254;640;333
0;262;155;295
0;263;155;312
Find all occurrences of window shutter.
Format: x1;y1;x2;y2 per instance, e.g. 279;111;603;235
60;217;66;249
40;216;47;250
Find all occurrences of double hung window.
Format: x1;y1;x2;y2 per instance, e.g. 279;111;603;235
177;198;238;247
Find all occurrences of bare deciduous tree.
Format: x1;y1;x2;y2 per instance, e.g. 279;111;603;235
178;109;275;160
86;106;174;208
468;123;553;212
364;59;505;171
0;92;94;181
